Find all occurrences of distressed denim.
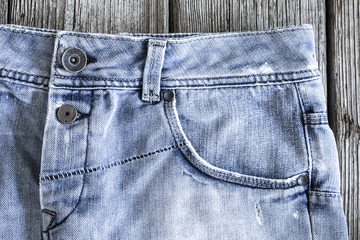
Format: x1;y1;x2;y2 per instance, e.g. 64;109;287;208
0;23;348;240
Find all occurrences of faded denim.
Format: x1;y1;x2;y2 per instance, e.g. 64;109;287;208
0;23;348;240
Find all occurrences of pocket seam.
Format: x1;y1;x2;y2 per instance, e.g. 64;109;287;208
164;91;306;189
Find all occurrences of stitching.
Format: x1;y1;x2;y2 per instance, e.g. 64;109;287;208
150;40;167;102
159;77;321;89
303;112;329;125
49;27;313;43
293;82;314;239
0;25;312;42
150;42;167;46
0;67;318;85
0;67;50;79
178;142;300;188
54;75;141;81
293;82;312;189
161;70;320;81
0;68;319;92
0;76;49;90
53;69;319;82
164;91;183;144
174;105;295;188
167;27;313;43
49;76;321;91
1;71;320;90
143;92;160;97
54;35;62;76
0;24;59;33
308;190;341;198
164;96;300;189
40;142;185;182
305;114;328;118
143;40;157;103
0;27;57;37
304;122;329;125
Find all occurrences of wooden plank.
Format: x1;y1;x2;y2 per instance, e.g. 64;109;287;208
170;0;230;32
170;0;327;102
327;0;360;239
0;0;8;24
8;0;168;33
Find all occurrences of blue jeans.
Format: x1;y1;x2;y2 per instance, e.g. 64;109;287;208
0;23;348;240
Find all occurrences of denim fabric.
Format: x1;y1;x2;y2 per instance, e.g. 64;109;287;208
0;23;348;240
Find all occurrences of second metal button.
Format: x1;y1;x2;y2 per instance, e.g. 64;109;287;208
57;104;77;124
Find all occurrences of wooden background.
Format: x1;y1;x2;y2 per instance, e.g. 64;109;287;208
1;0;358;239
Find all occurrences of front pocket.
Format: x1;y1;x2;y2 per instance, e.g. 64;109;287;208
163;87;309;189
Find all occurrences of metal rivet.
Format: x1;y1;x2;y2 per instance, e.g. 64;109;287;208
56;104;77;124
164;90;174;102
297;174;309;186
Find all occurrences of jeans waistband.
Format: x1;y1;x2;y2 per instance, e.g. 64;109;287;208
0;24;320;90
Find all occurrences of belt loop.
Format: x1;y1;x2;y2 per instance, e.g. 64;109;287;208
142;39;168;104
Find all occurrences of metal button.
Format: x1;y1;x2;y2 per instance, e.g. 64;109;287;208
163;90;174;102
56;104;77;124
61;47;87;73
297;174;309;186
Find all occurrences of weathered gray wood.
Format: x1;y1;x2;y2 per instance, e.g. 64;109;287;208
0;0;8;24
170;0;327;106
170;0;230;32
9;0;168;33
327;0;360;239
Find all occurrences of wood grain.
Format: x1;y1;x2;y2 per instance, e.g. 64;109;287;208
0;0;8;24
170;0;230;32
327;0;360;239
9;0;168;33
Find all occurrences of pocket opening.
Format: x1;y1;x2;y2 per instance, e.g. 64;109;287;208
163;90;308;189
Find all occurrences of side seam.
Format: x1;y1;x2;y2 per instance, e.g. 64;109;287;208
293;82;314;240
